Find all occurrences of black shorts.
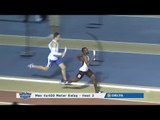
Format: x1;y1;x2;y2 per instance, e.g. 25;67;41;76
76;69;93;79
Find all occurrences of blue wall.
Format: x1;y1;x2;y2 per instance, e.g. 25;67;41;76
60;15;160;44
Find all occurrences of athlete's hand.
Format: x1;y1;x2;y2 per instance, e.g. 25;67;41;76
62;46;67;58
62;52;65;58
77;55;83;61
93;56;96;61
93;50;96;61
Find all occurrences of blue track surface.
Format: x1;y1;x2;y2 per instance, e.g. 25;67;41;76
1;45;160;87
1;15;160;88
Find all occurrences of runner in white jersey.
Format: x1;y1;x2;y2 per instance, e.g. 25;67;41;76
70;47;102;93
47;38;60;62
27;32;70;85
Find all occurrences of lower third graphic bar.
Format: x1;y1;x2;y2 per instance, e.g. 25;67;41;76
104;93;144;98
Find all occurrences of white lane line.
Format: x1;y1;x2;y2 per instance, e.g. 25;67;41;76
1;43;160;56
112;15;160;18
0;76;160;92
1;34;160;46
0;101;31;105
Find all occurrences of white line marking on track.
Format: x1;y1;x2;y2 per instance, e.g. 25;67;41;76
112;15;160;18
1;34;160;46
0;76;159;104
0;102;31;105
1;43;160;56
0;76;160;92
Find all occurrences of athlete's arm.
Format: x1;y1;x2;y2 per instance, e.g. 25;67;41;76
83;55;94;66
77;55;83;61
51;42;62;56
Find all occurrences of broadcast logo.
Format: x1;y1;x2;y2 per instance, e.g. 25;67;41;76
107;93;111;98
19;92;31;99
104;93;144;98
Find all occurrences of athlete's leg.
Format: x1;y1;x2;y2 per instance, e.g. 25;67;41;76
28;64;49;71
86;69;99;93
28;58;53;71
90;74;99;93
70;78;81;82
55;58;71;85
31;64;49;71
59;63;67;81
71;71;83;82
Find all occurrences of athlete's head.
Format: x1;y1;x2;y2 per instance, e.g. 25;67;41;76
82;47;89;55
54;32;60;40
